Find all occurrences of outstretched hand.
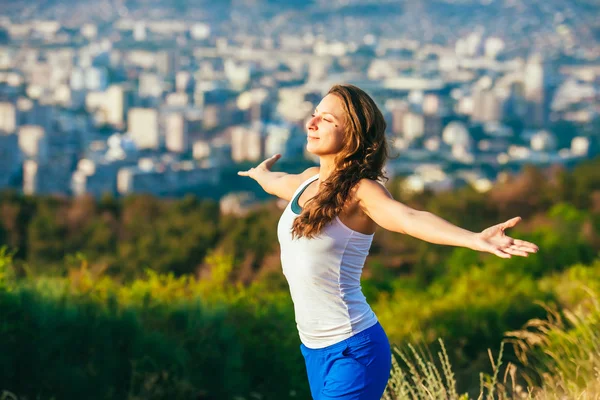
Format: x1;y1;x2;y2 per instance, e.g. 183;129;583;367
237;154;282;180
471;217;539;259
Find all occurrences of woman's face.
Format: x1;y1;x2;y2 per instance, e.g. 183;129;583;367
305;94;347;156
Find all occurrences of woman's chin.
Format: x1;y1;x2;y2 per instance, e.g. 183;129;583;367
305;143;319;155
307;145;340;158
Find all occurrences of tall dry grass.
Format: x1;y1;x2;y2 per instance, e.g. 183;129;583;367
384;288;600;400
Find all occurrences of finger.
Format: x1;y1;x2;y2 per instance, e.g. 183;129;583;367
492;247;512;259
513;239;539;252
260;154;282;169
237;171;250;176
503;247;529;257
509;245;538;253
502;216;522;230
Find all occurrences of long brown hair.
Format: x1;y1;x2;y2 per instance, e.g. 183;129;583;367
291;84;389;239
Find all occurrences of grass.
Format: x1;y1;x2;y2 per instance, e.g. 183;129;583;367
383;288;600;400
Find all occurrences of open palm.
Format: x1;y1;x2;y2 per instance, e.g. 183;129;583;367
237;154;281;179
472;217;539;259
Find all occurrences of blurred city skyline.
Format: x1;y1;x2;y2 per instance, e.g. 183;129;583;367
0;0;599;208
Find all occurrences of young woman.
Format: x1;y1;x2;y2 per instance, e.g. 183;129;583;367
238;84;539;400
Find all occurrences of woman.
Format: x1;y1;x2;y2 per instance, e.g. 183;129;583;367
238;84;538;400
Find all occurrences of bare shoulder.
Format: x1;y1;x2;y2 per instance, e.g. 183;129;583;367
269;166;319;201
289;166;320;191
354;178;392;199
298;166;320;181
351;178;395;222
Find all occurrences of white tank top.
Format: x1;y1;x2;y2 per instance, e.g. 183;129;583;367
277;174;378;349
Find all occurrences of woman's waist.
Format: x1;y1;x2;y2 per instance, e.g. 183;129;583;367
296;310;379;349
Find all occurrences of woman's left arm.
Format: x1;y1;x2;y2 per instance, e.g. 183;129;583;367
355;179;539;259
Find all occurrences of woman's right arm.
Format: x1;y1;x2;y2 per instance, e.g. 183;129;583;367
237;154;319;201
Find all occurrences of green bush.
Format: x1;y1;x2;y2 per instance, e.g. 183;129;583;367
0;255;308;400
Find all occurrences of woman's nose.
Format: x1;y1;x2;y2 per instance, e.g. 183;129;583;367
306;116;318;131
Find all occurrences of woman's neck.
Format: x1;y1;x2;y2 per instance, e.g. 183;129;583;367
318;156;336;182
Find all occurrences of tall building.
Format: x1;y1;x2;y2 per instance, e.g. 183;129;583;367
18;125;48;163
472;89;503;123
264;123;301;158
105;84;130;129
128;108;160;150
224;59;251;90
386;101;409;136
237;88;271;123
403;112;425;141
156;50;177;77
524;55;545;127
84;67;108;91
133;22;147;41
22;160;38;195
231;123;266;162
524;54;557;128
202;104;226;131
175;71;194;93
0;102;17;133
164;112;190;153
70;67;85;90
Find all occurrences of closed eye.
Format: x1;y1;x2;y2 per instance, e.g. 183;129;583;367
311;113;334;124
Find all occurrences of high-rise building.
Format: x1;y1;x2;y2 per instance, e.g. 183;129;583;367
264;123;297;157
84;67;108;91
0;102;17;133
202;104;223;131
156;50;177;77
237;88;271;123
524;54;557;128
403;112;425;141
386;101;409;136
22;160;38;195
70;67;85;90
105;84;131;129
472;89;503;122
164;112;189;153
133;22;147;41
128;108;160;150
231;123;266;162
524;55;545;127
175;71;194;93
18;125;48;163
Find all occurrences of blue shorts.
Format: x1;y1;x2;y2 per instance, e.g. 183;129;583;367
300;322;391;400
